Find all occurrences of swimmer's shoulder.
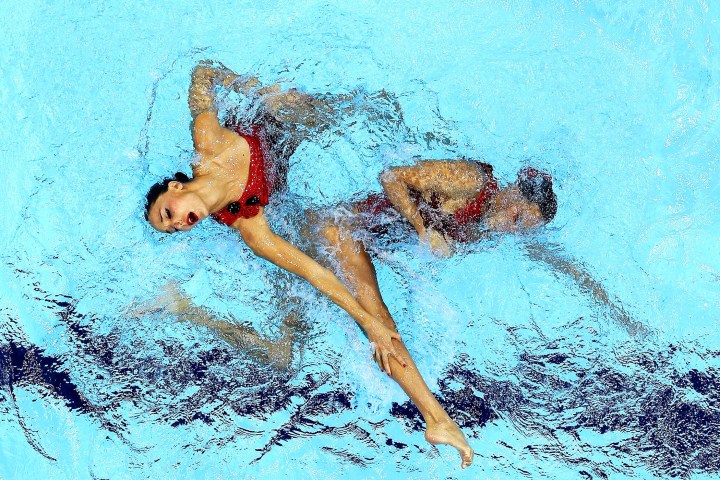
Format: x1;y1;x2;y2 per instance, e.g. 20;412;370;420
193;111;247;156
415;159;488;177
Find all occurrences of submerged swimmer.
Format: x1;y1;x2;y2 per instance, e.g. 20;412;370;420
145;62;474;467
343;160;557;256
355;162;646;338
132;282;301;370
312;163;558;405
363;162;645;337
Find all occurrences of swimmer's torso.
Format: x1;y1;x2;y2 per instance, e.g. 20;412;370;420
191;123;253;201
411;161;491;215
419;192;477;215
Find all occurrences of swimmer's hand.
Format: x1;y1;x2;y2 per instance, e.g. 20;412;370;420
366;321;408;376
421;228;455;257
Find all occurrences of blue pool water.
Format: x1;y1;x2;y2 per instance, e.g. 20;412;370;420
2;1;719;478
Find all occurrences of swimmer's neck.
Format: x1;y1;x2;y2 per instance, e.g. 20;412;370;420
184;173;244;214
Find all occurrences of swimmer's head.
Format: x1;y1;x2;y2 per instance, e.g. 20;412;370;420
517;167;557;222
485;167;557;232
144;172;207;233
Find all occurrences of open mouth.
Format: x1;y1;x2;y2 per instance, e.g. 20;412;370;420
187;212;198;226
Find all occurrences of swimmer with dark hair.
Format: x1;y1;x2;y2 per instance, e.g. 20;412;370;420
383;162;555;246
144;62;475;468
337;160;557;256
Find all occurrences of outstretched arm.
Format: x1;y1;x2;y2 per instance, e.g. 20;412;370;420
188;61;324;127
233;209;409;374
188;61;267;118
188;61;392;135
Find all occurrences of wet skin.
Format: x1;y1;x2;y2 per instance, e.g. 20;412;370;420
484;185;545;233
147;182;209;233
146;63;570;468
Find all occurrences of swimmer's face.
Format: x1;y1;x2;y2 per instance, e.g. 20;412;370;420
147;181;208;233
485;185;545;233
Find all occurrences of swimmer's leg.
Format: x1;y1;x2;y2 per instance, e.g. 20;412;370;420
320;223;473;468
131;282;296;370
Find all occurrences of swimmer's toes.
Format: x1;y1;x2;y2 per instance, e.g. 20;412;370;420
461;447;474;468
425;421;474;469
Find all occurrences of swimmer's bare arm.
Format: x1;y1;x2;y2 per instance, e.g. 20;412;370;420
380;161;488;236
188;62;257;156
233;209;409;374
188;61;271;118
191;110;246;157
189;61;316;120
189;61;355;131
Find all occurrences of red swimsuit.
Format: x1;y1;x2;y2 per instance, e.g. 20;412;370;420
212;127;274;225
451;162;498;226
354;161;498;242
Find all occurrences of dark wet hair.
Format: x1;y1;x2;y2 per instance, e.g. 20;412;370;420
144;172;190;221
517;167;557;222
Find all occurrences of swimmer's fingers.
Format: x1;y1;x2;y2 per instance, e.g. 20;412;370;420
371;342;391;375
426;229;455;257
128;302;160;318
380;344;408;377
127;303;146;318
390;349;409;373
386;331;408;368
373;348;383;372
373;347;391;375
368;323;407;375
383;352;392;377
374;348;390;375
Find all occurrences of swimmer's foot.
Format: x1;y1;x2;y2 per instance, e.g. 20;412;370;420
425;420;474;469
